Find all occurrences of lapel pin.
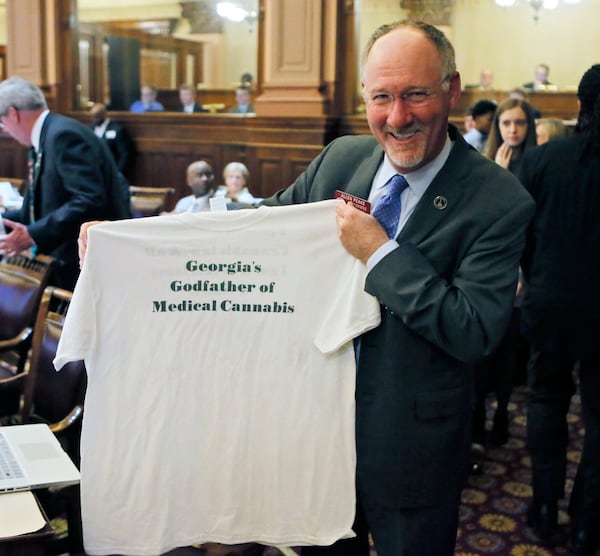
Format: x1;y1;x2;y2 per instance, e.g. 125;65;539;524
433;196;448;210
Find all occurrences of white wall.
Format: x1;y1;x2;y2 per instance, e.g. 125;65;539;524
359;0;600;91
453;0;599;90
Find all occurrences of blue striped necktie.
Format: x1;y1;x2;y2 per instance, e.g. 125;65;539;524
372;174;410;239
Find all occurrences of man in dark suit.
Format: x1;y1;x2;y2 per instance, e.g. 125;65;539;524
227;85;254;114
178;84;208;113
0;76;130;290
90;102;134;177
262;21;534;556
523;63;553;91
519;64;600;556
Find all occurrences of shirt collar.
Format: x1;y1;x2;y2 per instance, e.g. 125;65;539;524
30;109;50;154
94;118;110;137
373;134;454;196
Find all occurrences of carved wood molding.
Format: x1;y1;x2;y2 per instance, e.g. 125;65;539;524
399;0;455;25
180;1;224;34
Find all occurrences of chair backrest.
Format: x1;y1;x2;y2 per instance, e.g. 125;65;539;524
129;185;175;217
21;286;87;427
0;254;55;418
0;254;54;342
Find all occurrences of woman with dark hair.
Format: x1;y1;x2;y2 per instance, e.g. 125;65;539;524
485;98;538;175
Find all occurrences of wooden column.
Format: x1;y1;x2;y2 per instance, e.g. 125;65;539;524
255;0;352;117
6;0;77;113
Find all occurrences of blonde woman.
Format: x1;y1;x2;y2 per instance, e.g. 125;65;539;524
536;118;566;145
215;162;262;205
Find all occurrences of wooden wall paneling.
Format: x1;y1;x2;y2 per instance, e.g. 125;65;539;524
6;0;45;83
0;46;6;81
256;158;286;198
50;112;336;203
0;137;29;180
252;145;322;197
257;0;329;116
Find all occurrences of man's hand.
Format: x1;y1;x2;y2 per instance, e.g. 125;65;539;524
0;219;35;255
335;199;390;263
78;221;106;269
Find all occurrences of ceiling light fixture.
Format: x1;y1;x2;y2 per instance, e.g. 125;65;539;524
495;0;581;22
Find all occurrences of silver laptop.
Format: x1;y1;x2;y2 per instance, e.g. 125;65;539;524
0;424;80;492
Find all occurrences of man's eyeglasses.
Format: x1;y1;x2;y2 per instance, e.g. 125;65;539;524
363;75;452;109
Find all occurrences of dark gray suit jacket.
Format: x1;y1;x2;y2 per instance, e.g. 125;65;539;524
264;126;534;507
5;113;130;289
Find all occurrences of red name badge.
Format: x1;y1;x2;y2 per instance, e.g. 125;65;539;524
334;190;371;214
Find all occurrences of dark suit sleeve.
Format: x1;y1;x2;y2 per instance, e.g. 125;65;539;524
27;126;114;253
366;187;534;363
2;199;27;224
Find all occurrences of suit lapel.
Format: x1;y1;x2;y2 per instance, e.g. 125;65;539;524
344;142;384;201
398;128;471;244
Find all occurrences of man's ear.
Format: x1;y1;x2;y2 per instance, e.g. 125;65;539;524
448;72;462;111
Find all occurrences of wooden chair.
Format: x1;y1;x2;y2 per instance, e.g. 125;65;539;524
0;254;54;417
20;287;86;438
129;185;175;217
19;286;86;555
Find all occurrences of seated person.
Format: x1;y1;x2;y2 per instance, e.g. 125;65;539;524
178;84;207;113
90;102;134;176
170;161;215;213
465;69;495;90
227;86;254;114
535;118;566;145
129;84;164;113
508;88;541;118
523;63;553;91
463;99;497;152
239;72;254;89
214;162;262;205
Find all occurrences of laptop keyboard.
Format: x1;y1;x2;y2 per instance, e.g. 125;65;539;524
0;433;25;480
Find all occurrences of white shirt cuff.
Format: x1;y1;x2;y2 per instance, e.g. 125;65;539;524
366;240;399;271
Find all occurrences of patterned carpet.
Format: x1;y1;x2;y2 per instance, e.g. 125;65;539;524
454;384;583;556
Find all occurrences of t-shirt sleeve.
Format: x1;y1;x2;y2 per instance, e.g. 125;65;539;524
53;259;96;370
313;259;381;354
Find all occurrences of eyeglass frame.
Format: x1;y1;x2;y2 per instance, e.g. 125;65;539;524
362;74;455;109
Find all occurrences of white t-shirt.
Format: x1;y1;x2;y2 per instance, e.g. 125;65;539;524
174;193;211;213
55;200;380;555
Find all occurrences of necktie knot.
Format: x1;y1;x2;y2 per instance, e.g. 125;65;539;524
373;174;409;239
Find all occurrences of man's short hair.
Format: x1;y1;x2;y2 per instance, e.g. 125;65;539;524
471;100;497;118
